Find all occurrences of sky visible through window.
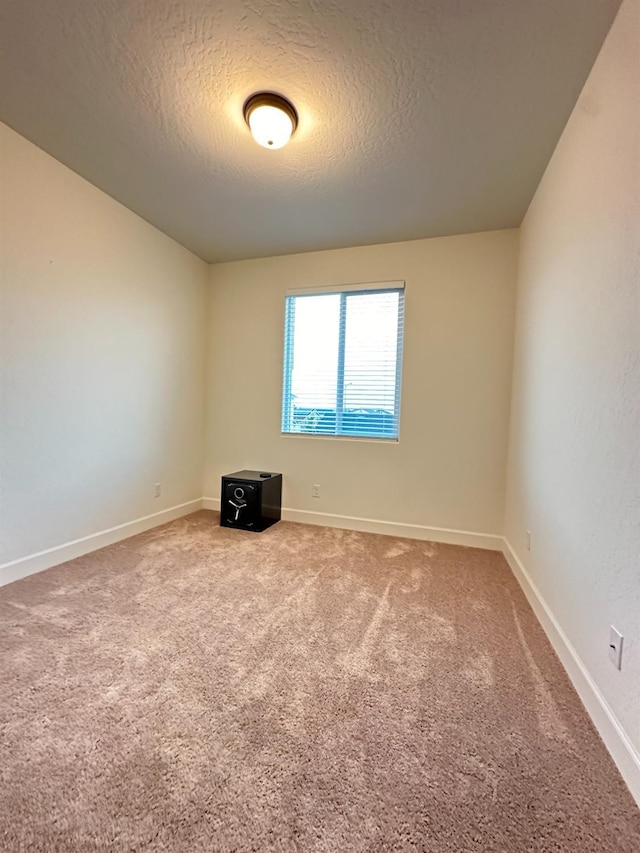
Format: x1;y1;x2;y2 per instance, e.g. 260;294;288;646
290;291;400;412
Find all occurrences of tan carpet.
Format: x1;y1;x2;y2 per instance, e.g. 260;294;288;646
1;511;638;852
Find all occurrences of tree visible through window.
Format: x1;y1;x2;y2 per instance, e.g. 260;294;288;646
282;283;404;439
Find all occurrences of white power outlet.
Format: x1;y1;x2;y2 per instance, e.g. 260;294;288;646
526;530;532;551
609;626;623;670
312;484;320;498
154;483;162;498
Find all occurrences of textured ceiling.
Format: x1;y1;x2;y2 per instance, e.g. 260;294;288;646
0;0;621;262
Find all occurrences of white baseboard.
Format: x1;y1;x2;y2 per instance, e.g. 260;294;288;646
201;497;220;512
202;497;502;551
502;538;640;808
0;499;203;588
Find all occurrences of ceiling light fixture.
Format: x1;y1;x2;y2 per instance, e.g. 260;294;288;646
243;92;298;150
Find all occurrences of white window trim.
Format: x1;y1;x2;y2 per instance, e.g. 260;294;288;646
286;280;404;297
281;281;405;440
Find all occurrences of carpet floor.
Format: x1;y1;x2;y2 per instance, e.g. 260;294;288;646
0;511;638;852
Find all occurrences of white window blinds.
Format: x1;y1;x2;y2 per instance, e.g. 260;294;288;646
282;282;405;439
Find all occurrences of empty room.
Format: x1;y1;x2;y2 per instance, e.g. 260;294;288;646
1;0;639;850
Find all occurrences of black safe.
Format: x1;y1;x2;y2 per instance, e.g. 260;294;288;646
220;470;282;532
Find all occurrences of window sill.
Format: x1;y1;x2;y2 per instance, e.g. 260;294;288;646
281;432;399;444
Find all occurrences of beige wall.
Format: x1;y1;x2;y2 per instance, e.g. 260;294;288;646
204;230;518;537
0;122;209;569
505;0;640;772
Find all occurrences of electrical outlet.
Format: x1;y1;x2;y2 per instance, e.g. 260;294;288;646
312;484;320;498
154;483;162;498
609;626;623;670
526;530;532;551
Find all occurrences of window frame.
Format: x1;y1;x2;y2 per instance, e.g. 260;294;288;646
281;281;405;441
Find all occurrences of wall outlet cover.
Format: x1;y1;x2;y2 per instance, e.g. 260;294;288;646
609;626;623;670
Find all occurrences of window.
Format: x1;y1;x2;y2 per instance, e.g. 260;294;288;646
282;282;405;439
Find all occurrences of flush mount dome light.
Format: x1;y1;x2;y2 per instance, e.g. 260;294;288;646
243;92;298;149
